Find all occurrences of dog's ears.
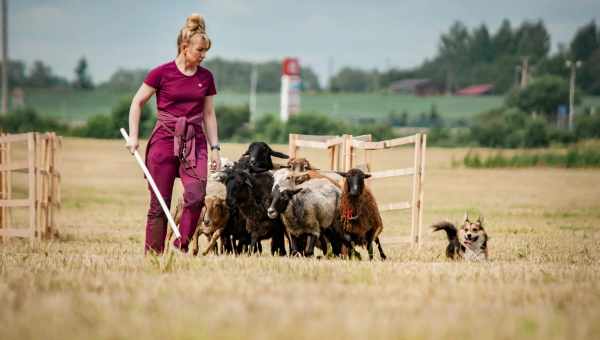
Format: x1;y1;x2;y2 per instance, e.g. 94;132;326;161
477;215;484;224
463;212;470;223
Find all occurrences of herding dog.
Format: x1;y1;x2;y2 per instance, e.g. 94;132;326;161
431;213;489;261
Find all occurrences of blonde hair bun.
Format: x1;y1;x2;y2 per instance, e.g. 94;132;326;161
186;13;206;33
177;13;211;54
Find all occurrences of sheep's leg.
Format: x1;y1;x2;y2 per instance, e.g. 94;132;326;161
375;237;387;260
191;229;200;256
203;229;222;256
288;236;301;256
304;234;317;257
271;225;287;256
367;241;374;260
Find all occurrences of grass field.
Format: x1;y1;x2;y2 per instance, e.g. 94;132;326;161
1;138;599;339
17;87;600;124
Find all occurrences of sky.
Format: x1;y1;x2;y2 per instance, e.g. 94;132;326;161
7;0;600;85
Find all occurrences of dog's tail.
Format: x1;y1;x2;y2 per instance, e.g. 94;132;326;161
431;221;458;242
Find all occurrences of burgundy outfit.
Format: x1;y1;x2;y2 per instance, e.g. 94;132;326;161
143;61;217;254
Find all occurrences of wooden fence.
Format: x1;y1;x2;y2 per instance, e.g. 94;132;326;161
0;132;62;242
288;133;426;245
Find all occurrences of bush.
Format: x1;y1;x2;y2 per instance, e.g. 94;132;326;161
73;114;114;139
463;142;600;168
470;108;553;148
506;75;580;118
0;107;70;134
574;113;600;139
217;105;250;140
73;96;154;139
111;96;154;138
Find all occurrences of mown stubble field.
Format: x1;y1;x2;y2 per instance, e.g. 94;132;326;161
1;138;599;340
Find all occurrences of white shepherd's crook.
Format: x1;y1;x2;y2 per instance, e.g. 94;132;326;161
120;128;181;239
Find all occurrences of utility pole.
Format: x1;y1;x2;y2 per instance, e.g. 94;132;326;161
249;64;258;122
1;0;7;114
514;65;522;88
327;56;334;92
566;60;582;130
520;57;529;89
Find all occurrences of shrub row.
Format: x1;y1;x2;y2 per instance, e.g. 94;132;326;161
463;143;600;168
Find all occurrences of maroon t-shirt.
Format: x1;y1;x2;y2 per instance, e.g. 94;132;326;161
144;61;217;141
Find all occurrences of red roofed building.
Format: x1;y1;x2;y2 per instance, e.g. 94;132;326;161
456;84;494;96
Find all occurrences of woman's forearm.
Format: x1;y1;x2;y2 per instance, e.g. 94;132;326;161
204;109;219;146
128;102;142;140
128;83;155;140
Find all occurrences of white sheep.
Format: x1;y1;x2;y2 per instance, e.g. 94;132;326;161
267;169;342;257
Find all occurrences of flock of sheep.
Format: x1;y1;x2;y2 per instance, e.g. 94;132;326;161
172;142;387;260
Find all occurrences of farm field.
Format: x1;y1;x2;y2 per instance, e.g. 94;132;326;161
1;138;600;340
17;87;600;124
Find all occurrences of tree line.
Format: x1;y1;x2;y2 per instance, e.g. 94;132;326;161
0;57;322;93
2;19;598;95
0;57;94;89
331;20;600;95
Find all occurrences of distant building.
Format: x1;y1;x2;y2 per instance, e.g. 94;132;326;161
455;84;494;96
388;79;442;96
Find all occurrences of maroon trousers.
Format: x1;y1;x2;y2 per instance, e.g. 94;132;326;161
144;135;207;254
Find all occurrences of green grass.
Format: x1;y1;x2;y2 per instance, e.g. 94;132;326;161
15;87;600;126
1;139;600;340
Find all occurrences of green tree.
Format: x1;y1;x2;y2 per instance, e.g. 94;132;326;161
583;49;600;94
493;19;516;56
104;68;148;89
0;60;27;86
469;24;494;63
506;75;579;118
570;21;599;61
514;20;550;62
74;57;94;89
28;61;55;87
330;67;376;92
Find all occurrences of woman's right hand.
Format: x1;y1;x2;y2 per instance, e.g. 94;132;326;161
126;137;139;154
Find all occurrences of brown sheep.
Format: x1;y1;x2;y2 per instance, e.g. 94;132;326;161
199;196;230;255
286;157;340;188
337;168;386;260
168;196;229;256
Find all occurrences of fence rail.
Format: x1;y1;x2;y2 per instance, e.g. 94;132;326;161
288;132;426;245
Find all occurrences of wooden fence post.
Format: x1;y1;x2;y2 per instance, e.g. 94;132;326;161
417;134;427;247
288;133;297;159
410;133;423;244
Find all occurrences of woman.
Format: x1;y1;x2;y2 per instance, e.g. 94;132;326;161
126;13;221;254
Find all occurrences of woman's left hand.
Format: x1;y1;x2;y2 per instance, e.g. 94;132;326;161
210;150;221;171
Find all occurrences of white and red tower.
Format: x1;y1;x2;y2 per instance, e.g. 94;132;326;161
280;57;301;122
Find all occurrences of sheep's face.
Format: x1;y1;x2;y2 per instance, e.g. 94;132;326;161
337;169;371;197
203;197;229;231
243;142;289;169
267;186;301;219
287;158;313;172
224;169;253;208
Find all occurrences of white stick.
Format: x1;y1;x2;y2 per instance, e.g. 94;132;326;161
120;128;181;239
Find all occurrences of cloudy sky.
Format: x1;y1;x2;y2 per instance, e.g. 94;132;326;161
8;0;599;85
